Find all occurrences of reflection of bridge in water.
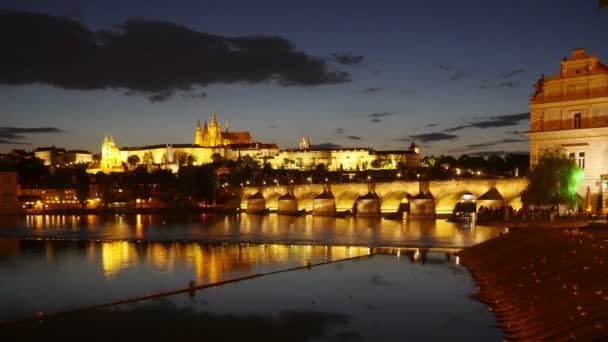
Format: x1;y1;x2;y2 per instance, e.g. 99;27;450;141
240;178;528;216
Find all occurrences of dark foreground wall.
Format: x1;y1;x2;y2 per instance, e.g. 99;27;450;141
456;228;608;340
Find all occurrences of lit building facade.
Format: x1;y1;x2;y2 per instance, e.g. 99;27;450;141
528;48;608;212
270;139;420;171
34;147;92;166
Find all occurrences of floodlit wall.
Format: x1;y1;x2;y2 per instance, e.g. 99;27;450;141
240;178;528;214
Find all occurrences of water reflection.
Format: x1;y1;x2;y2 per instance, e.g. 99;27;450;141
2;213;505;248
0;238;370;320
0;254;500;341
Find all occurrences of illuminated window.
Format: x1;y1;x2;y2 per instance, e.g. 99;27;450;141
573;113;581;129
578;152;585;169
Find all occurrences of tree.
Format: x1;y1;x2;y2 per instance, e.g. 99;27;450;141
127;155;140;167
523;147;583;209
142;151;154;165
73;166;90;208
504;153;530;176
16;157;49;186
211;153;225;165
486;155;505;175
178;166;217;205
423;155;436;167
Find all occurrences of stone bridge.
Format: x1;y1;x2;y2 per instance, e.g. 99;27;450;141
239;178;528;216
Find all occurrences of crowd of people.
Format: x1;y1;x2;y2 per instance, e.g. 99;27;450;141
475;205;603;222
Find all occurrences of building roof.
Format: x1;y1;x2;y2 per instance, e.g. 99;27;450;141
66;150;92;154
373;150;417;155
122;144;200;151
230;143;279;149
224;131;252;141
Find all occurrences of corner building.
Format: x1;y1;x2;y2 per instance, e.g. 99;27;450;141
527;48;608;212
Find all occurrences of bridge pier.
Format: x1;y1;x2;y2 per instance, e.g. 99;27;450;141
312;185;336;216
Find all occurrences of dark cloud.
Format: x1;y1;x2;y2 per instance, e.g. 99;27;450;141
449;71;473;81
507;130;522;135
332;52;364;65
0;11;353;101
371;118;382;123
0;127;63;144
312;143;342;149
439;64;473;81
443;113;529;132
466;138;527;149
369;112;394;118
425;123;438;127
0;139;29;145
346;135;362;140
439;64;453;71
182;91;207;99
481;80;521;89
334;128;344;134
408;132;459;143
361;87;383;93
497;81;520;88
501;68;525;78
148;89;175;102
480;68;525;89
268;125;278;128
468;150;529;157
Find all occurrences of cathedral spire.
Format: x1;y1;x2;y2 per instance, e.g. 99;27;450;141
225;119;230;132
211;112;218;126
194;119;203;145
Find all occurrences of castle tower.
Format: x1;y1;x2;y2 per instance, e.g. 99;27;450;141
208;112;223;147
100;134;122;172
194;119;203;145
409;142;419;154
299;136;310;150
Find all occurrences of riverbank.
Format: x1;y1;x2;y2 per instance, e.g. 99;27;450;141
456;228;608;340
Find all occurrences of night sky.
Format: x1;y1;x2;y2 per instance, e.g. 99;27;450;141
1;0;607;157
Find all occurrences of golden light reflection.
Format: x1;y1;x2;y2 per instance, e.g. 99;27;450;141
147;243;170;269
87;242;96;261
101;241;138;279
135;214;144;239
81;239;372;283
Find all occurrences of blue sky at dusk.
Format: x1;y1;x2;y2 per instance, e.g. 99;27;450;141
1;0;607;157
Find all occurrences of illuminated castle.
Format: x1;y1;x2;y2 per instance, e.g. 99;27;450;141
89;112;421;174
89;113;277;174
194;112;254;147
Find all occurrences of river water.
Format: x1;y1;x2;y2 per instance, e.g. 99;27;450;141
0;214;504;340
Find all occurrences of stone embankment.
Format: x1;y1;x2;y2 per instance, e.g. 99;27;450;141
456;228;608;340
